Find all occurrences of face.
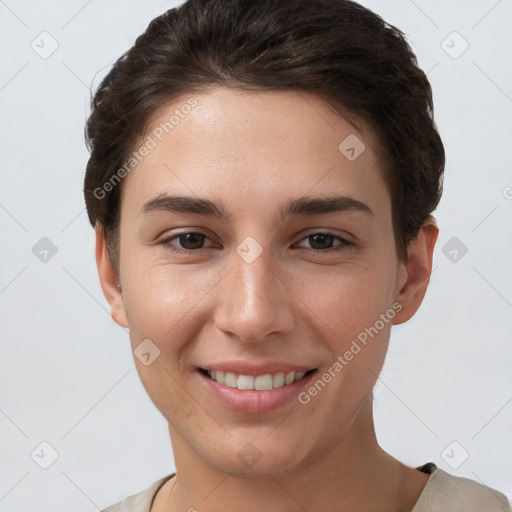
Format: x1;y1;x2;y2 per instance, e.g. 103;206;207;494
97;87;434;477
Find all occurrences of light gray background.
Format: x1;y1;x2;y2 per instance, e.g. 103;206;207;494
1;0;511;510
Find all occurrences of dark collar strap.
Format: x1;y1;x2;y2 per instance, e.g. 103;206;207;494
416;462;437;474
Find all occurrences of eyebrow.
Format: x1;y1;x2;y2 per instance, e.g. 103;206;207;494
141;194;229;218
141;194;373;219
280;195;373;218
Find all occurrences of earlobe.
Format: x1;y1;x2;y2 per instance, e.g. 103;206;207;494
392;218;439;325
95;225;129;328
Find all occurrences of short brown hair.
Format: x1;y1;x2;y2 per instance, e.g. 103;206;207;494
84;0;444;264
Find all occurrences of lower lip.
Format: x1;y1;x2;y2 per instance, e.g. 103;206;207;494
196;369;318;414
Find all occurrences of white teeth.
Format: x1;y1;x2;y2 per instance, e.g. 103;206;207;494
294;371;305;382
224;372;237;388
254;374;273;390
206;369;312;390
284;372;295;385
237;375;254;390
273;372;285;388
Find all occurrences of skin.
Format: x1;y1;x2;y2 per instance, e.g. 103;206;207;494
96;87;438;511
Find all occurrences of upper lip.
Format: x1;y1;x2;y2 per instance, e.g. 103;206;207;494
198;361;317;376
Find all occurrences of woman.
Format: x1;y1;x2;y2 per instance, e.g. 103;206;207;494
84;0;511;510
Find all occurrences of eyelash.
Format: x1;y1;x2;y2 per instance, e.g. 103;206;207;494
159;231;355;254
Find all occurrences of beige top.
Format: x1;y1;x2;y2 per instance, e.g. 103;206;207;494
102;464;511;512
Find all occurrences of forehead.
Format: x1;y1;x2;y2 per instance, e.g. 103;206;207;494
121;87;390;219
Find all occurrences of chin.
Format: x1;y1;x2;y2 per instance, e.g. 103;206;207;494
200;435;315;479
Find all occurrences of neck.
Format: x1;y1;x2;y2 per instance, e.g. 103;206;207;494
158;397;426;512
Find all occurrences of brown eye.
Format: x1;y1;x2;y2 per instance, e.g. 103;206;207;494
308;234;335;250
161;231;215;253
296;232;354;251
177;232;206;250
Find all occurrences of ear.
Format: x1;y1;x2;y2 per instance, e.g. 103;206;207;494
392;217;439;325
95;225;129;328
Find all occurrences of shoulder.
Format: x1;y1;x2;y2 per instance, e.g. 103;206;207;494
414;467;511;512
101;475;174;512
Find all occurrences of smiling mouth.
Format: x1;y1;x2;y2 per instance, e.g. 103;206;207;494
198;368;318;391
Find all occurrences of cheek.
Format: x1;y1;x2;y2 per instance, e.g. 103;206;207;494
120;263;209;418
298;261;398;342
120;259;219;351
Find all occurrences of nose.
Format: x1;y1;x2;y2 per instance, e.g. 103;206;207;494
214;247;295;343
